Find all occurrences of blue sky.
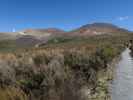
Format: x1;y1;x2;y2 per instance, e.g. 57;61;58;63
1;0;133;32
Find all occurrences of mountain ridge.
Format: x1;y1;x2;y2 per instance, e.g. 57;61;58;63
70;23;130;36
0;22;131;47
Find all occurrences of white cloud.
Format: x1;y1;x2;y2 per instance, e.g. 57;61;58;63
118;16;129;21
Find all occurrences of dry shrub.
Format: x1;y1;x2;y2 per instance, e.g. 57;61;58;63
0;41;124;100
0;87;28;100
0;60;15;86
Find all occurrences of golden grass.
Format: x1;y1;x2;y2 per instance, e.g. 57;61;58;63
0;87;28;100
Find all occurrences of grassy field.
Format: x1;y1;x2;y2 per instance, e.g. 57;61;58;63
0;32;133;100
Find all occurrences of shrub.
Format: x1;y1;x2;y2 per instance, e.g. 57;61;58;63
0;33;131;100
0;87;28;100
0;61;15;86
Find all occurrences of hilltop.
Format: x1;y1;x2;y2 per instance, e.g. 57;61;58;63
70;23;129;36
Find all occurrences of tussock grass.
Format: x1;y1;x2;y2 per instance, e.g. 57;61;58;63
0;33;132;100
0;87;28;100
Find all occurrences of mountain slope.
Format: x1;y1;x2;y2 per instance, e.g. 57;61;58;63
70;23;129;36
15;35;42;47
0;22;130;48
22;28;65;37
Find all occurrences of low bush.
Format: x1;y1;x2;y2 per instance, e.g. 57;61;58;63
0;33;131;100
0;87;28;100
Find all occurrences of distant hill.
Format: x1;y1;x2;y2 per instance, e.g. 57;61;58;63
0;22;131;48
14;28;66;47
70;23;130;36
22;28;65;37
18;23;130;38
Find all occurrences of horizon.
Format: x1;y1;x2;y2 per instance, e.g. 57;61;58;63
0;22;132;33
1;0;133;32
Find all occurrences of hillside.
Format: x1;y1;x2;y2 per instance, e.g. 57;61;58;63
70;23;130;36
15;35;42;47
22;28;66;37
0;32;19;40
0;22;132;51
20;23;130;37
0;32;133;100
0;24;133;100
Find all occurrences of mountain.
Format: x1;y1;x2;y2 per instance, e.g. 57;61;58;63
0;23;130;48
12;28;65;47
70;23;130;36
22;28;65;38
18;23;130;38
24;28;65;33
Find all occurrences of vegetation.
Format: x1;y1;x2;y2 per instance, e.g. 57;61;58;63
129;40;133;52
0;40;17;52
0;33;133;100
0;87;28;100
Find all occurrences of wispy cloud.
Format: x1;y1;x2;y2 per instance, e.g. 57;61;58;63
118;16;130;21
